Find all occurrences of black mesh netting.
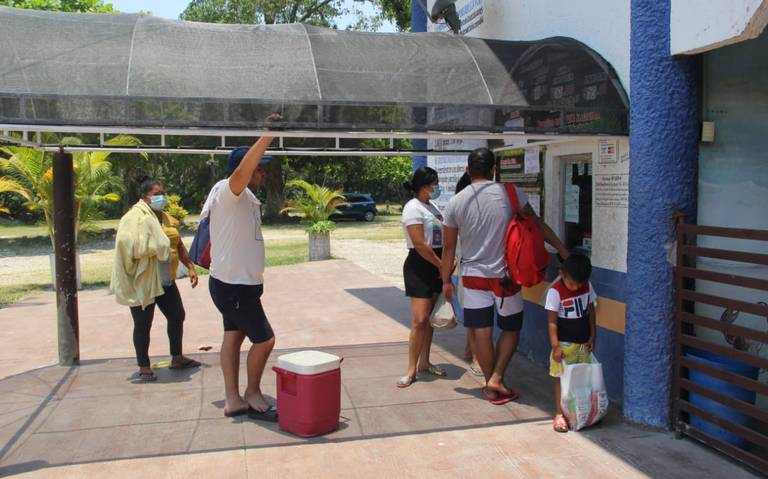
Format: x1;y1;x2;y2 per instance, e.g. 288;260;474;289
0;7;628;134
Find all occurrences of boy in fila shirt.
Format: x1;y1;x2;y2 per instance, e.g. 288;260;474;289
545;254;597;433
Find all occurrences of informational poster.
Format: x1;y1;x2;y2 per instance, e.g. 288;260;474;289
498;148;544;216
590;138;630;273
598;140;618;165
427;155;468;211
564;164;580;223
498;154;523;183
427;138;485;211
595;174;629;209
524;147;541;175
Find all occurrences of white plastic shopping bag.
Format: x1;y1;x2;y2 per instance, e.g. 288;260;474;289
430;295;457;330
559;354;609;431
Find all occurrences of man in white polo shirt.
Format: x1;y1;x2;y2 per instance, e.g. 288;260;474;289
441;147;569;405
205;138;276;420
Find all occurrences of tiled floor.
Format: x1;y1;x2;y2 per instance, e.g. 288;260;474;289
0;261;759;478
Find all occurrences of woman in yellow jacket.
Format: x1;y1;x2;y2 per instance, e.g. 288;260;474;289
112;178;200;382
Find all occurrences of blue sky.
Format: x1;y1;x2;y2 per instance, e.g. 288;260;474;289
108;0;397;31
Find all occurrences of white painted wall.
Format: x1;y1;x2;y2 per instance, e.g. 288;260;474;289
671;0;768;54
426;0;631;93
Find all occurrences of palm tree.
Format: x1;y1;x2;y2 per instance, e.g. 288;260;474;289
281;180;346;261
0;176;31;214
0;135;144;249
0;146;54;244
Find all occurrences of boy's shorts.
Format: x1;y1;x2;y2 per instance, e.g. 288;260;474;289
549;342;590;377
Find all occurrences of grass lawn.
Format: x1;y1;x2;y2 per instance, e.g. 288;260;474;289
0;219;121;239
0;219;402;308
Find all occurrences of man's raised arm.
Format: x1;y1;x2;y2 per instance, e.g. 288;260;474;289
228;136;273;196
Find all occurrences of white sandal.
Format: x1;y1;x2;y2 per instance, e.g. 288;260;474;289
396;375;417;388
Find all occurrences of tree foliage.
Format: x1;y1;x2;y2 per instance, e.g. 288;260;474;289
0;175;31;215
375;0;410;31
0;0;116;12
181;0;344;26
0;136;141;246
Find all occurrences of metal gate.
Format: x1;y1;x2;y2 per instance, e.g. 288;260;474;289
672;221;768;473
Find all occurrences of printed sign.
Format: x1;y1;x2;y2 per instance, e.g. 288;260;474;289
427;139;485;210
524;147;541;175
598;140;618;165
595;173;629;209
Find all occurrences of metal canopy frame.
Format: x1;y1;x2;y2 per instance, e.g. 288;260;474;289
0;8;632;365
0;123;625;156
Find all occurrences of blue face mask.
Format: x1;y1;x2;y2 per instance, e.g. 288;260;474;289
150;195;168;211
430;185;442;200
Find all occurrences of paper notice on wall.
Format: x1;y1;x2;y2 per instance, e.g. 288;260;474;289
524;148;541;175
598;140;618;165
427;139;485;210
595;174;629;209
564;165;580;223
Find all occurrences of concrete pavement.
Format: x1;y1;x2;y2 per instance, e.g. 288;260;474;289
0;261;758;478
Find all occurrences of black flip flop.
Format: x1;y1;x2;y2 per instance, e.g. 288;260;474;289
169;359;202;370
247;406;279;423
135;371;157;382
224;407;250;418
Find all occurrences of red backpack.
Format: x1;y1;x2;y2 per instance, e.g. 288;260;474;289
503;183;549;287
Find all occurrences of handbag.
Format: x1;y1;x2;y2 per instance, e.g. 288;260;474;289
189;216;212;269
430;295;457;330
559;353;609;430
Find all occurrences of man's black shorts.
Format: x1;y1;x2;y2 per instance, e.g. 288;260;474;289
209;277;274;343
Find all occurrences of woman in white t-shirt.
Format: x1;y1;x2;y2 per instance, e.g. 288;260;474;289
397;167;449;388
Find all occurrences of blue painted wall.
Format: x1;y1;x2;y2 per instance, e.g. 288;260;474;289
411;0;428;171
514;258;627;402
518;302;625;402
625;0;701;428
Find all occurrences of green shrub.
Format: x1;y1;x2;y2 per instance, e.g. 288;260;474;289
165;194;188;224
306;220;336;235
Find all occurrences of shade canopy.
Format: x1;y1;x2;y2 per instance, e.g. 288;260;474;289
0;7;628;135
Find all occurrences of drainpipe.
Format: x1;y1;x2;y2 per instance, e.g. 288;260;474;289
411;0;429;171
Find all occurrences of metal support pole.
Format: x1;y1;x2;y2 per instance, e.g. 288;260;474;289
53;149;79;366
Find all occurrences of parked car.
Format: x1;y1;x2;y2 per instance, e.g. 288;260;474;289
333;193;378;222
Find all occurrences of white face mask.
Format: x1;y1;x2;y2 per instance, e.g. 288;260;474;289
430;185;442;200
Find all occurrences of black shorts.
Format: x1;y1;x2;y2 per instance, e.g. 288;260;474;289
464;308;524;332
403;248;442;298
209;277;274;343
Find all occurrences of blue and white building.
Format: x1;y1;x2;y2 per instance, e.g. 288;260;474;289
414;0;768;431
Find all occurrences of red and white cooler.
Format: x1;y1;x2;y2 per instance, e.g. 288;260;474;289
272;350;343;437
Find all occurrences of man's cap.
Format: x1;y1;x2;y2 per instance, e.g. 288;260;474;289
227;146;272;175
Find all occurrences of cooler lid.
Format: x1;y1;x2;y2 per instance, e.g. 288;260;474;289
277;350;341;375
